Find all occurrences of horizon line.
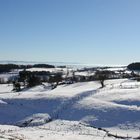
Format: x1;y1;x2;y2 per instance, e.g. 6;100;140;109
0;60;128;67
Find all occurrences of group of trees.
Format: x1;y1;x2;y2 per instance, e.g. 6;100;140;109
13;70;42;91
33;64;55;68
19;70;44;86
11;69;122;91
0;64;55;74
13;70;63;92
10;62;140;92
12;67;135;92
49;73;63;86
0;64;26;73
127;63;140;71
12;62;140;92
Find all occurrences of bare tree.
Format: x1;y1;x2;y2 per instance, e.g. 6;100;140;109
94;70;110;88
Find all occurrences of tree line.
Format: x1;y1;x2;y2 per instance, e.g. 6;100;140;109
12;69;122;91
0;64;55;73
127;62;140;71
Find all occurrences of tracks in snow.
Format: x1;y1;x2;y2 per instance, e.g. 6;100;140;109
51;89;97;119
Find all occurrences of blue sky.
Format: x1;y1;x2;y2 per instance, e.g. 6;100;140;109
0;0;140;65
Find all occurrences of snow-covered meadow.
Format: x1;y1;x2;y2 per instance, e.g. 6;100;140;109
0;68;140;139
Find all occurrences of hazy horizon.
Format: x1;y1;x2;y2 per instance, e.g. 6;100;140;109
0;60;128;67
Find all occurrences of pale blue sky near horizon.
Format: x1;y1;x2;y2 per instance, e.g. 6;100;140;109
0;0;140;65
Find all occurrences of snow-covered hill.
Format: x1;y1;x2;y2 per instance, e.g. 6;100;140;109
0;79;140;139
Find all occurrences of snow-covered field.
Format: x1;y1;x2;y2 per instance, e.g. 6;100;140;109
0;78;140;139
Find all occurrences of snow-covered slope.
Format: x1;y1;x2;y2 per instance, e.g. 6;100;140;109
0;79;140;139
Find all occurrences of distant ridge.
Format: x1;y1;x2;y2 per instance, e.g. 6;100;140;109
0;60;83;68
0;60;126;68
0;60;80;65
